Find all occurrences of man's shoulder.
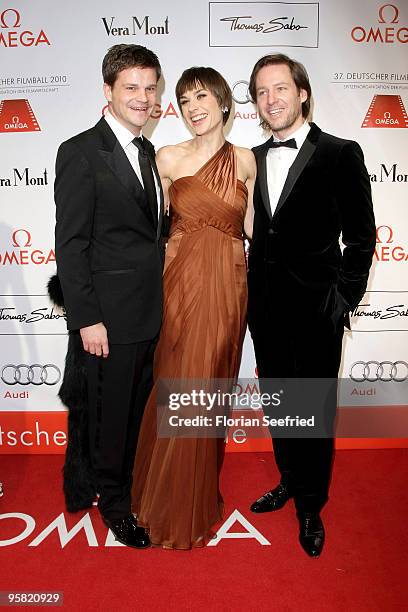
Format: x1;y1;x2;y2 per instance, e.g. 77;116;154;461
250;124;360;156
251;140;268;157
317;128;358;152
62;123;101;147
313;126;365;169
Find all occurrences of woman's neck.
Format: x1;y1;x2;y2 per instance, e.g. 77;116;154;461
191;129;226;158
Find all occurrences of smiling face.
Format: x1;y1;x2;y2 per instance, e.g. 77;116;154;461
255;63;307;139
103;66;158;136
179;84;224;136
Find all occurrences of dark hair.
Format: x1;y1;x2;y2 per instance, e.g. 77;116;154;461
175;67;232;125
249;53;311;127
102;44;161;86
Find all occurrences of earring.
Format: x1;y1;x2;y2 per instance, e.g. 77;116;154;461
222;106;228;113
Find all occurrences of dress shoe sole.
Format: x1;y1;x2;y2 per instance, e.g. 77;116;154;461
250;501;291;513
250;493;293;514
112;534;151;549
299;542;323;558
299;543;321;558
102;517;151;549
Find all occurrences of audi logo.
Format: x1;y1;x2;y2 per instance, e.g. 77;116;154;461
232;80;252;105
1;364;61;386
349;361;408;382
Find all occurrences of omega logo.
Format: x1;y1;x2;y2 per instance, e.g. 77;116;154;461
0;8;20;28
378;4;399;24
12;229;32;248
376;225;393;244
0;8;50;47
351;4;407;44
374;225;408;262
0;229;55;266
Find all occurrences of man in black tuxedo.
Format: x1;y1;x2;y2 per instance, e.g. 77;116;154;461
247;54;375;557
55;45;164;548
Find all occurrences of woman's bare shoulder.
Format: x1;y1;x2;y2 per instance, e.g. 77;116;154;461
234;144;255;162
157;140;194;161
234;145;256;177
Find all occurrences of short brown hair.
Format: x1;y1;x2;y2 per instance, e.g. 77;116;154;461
175;67;232;125
102;44;161;86
249;54;311;128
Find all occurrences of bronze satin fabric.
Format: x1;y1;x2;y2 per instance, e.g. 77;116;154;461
131;142;248;549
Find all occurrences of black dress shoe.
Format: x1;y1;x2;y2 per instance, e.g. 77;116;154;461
103;514;150;548
250;483;293;513
298;513;325;558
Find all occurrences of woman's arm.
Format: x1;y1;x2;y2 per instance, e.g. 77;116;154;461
239;148;256;240
156;146;174;214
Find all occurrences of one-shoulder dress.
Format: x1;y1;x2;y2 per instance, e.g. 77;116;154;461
131;142;248;549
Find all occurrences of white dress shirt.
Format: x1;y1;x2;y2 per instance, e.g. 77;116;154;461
104;110;160;219
266;121;310;216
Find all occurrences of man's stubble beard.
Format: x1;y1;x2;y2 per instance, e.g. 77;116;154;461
263;102;303;136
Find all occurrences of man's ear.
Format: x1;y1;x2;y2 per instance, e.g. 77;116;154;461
103;82;112;103
299;88;307;104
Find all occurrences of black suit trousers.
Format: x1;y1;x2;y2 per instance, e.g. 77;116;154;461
85;340;156;520
252;304;344;514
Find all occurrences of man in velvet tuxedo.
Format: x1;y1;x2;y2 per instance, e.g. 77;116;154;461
247;54;375;557
55;45;164;548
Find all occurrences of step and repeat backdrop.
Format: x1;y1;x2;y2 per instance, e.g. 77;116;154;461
0;0;407;453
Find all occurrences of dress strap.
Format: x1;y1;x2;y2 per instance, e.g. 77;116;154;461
195;142;237;206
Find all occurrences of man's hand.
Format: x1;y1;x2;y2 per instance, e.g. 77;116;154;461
80;322;109;358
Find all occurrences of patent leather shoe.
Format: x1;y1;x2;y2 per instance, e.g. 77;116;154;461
250;483;293;513
103;514;150;548
298;513;325;558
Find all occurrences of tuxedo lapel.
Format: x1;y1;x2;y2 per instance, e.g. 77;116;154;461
95;119;143;199
98;141;143;199
95;118;161;229
273;123;320;218
255;140;273;222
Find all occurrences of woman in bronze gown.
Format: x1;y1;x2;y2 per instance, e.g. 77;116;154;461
131;67;256;549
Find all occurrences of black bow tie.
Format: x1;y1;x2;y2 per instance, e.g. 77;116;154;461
268;138;297;149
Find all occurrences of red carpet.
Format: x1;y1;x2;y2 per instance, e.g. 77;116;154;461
0;450;407;611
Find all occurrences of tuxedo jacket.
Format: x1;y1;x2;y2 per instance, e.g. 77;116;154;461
55;117;164;343
248;122;376;334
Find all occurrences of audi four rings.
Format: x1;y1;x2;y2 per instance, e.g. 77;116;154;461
3;362;406;384
1;364;61;385
232;80;251;104
349;361;408;382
